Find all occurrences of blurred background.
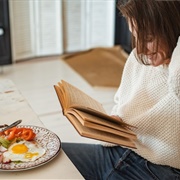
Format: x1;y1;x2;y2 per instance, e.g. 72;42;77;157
0;0;132;144
0;0;131;65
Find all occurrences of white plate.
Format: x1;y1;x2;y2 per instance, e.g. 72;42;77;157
0;125;61;171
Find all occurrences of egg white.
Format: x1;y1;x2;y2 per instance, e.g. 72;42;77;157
3;140;46;162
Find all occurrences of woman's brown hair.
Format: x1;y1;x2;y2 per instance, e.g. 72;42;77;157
117;0;180;64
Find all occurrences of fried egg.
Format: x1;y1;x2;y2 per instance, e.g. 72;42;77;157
3;140;46;162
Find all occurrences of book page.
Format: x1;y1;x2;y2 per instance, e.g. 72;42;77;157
68;110;136;140
84;121;137;140
61;80;106;113
54;84;67;112
73;109;136;135
66;114;136;149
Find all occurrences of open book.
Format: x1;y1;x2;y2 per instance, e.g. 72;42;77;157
54;80;137;148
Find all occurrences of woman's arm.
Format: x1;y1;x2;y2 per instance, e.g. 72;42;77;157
168;36;180;102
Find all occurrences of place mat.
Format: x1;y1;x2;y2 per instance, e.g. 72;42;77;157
61;46;128;87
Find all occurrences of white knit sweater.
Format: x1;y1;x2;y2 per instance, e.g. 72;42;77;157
111;37;180;169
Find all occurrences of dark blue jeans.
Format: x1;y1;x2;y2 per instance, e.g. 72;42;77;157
62;143;180;180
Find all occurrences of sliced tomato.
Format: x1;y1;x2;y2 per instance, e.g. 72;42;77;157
20;128;35;140
3;127;36;141
6;128;17;140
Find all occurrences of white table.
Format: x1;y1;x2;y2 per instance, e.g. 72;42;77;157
0;79;83;179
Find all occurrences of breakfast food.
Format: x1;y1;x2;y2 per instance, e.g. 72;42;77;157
0;126;46;164
3;140;46;162
2;127;36;141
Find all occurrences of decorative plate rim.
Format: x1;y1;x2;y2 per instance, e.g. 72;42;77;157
0;125;61;171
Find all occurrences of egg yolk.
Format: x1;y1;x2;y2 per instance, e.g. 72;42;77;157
25;152;39;159
12;144;28;154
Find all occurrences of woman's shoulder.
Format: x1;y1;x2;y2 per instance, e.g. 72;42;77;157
124;48;142;68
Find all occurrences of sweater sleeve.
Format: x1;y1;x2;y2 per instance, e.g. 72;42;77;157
110;50;136;116
168;36;180;103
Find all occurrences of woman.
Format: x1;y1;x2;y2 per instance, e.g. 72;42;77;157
62;1;180;179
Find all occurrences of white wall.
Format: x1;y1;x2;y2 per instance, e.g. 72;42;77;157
9;0;63;62
9;0;115;62
63;0;115;53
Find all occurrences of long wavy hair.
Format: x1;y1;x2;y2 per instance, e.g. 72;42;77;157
117;0;180;64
